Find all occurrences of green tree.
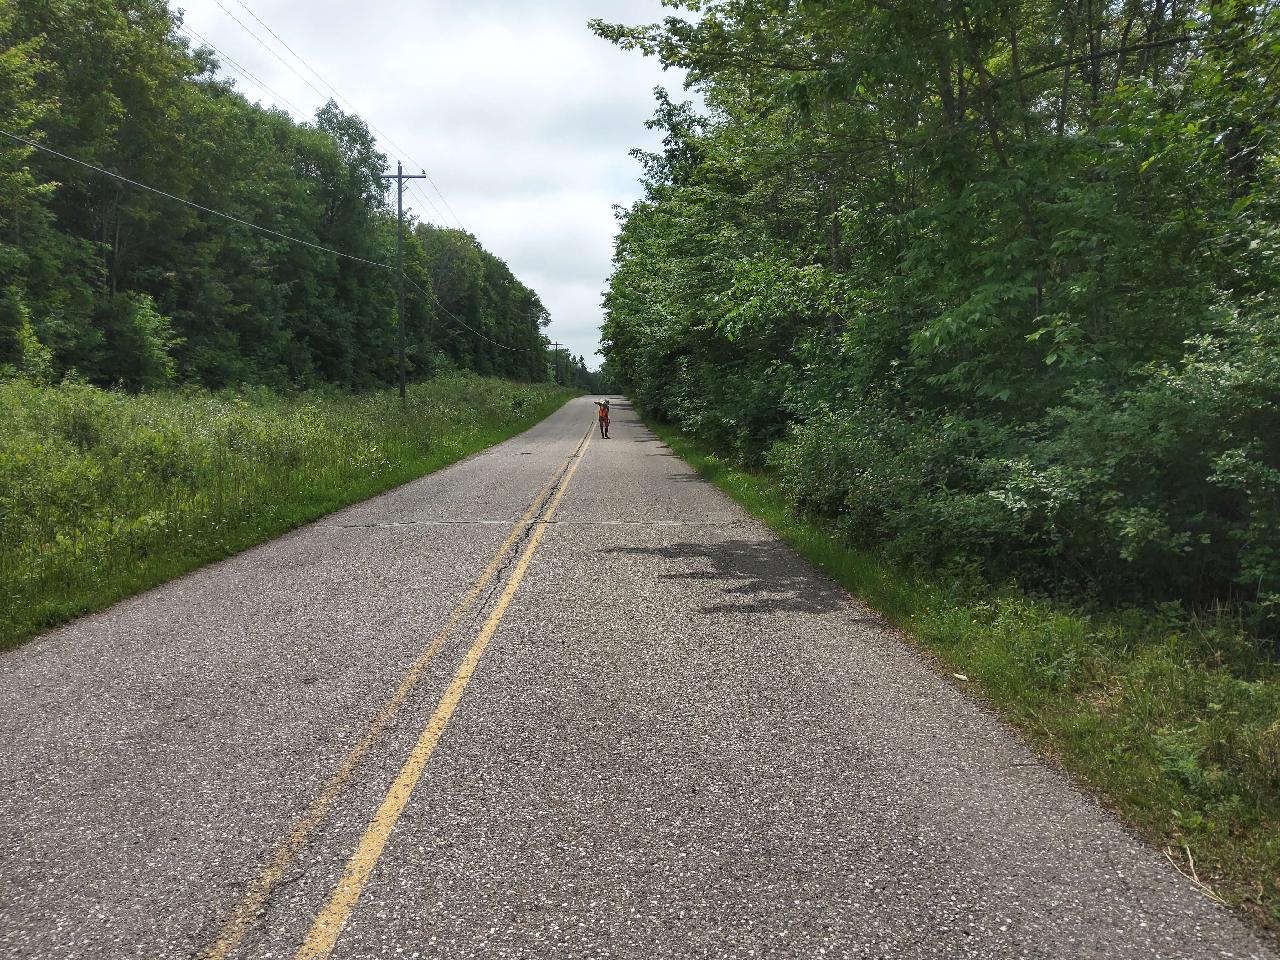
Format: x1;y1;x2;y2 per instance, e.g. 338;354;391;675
1;0;554;389
593;0;1280;619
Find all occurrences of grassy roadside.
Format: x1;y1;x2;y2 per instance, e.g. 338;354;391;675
0;373;575;651
649;420;1280;937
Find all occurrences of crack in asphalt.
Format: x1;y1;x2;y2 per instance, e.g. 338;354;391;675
7;397;1271;960
334;519;745;529
189;429;597;960
463;428;593;632
336;519;516;528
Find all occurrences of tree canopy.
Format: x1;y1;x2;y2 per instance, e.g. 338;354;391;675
1;0;553;389
594;0;1280;623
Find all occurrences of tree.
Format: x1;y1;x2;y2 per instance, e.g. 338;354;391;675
2;0;554;389
593;0;1280;618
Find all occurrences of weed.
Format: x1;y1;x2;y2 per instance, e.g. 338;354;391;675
0;374;573;649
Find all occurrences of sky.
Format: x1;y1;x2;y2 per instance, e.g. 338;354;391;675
169;0;690;365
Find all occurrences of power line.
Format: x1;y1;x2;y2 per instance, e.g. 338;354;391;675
205;0;558;347
232;0;347;99
404;277;529;353
407;181;445;224
188;11;456;230
182;28;301;114
217;0;468;232
4;128;542;357
373;151;462;232
209;0;329;104
180;26;306;116
377;154;464;233
416;285;517;353
230;0;420;166
401;177;442;221
2;128;388;267
418;170;465;230
405;180;449;226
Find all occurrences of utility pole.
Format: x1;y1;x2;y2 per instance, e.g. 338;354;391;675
380;162;427;400
552;340;560;385
530;311;539;381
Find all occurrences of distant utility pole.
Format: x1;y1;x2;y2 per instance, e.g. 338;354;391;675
552;340;561;385
380;161;427;400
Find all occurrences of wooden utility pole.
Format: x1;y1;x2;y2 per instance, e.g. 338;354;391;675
380;162;427;399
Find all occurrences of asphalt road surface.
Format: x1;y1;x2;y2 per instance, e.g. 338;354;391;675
1;396;1273;960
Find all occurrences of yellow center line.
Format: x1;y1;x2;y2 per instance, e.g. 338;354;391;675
293;428;593;960
199;424;593;960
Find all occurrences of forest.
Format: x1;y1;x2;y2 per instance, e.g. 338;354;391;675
593;0;1280;630
0;0;553;389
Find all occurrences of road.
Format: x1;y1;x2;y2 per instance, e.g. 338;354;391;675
0;396;1272;959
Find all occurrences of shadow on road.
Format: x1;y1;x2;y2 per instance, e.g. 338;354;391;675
603;538;847;615
632;437;677;456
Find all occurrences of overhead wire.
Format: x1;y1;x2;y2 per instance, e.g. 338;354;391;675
230;0;426;173
403;277;519;352
405;180;450;227
209;0;329;104
195;4;507;356
2;128;386;266
211;0;467;231
18;0;555;358
5;127;541;356
183;6;560;364
180;26;306;115
231;0;352;100
417;170;465;231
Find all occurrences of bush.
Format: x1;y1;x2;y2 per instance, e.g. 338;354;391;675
657;422;1280;932
750;310;1280;632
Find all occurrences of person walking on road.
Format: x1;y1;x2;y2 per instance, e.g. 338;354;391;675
595;399;611;439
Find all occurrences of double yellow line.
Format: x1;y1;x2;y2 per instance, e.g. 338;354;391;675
201;424;594;960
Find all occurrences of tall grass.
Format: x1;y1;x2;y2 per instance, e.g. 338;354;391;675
650;423;1280;937
0;373;573;649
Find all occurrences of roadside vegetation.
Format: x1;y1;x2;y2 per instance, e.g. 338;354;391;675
0;0;604;647
0;373;572;650
0;0;559;387
595;0;1279;935
594;2;1280;627
655;423;1279;933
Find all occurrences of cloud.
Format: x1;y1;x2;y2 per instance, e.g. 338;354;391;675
172;0;692;363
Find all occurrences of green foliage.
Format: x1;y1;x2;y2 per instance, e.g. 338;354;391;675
656;421;1280;933
595;0;1280;626
417;223;551;382
547;345;609;393
101;291;180;388
2;287;55;384
0;374;573;648
1;0;553;390
604;3;1280;922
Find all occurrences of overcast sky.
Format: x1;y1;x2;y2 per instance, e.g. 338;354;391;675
169;0;688;364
